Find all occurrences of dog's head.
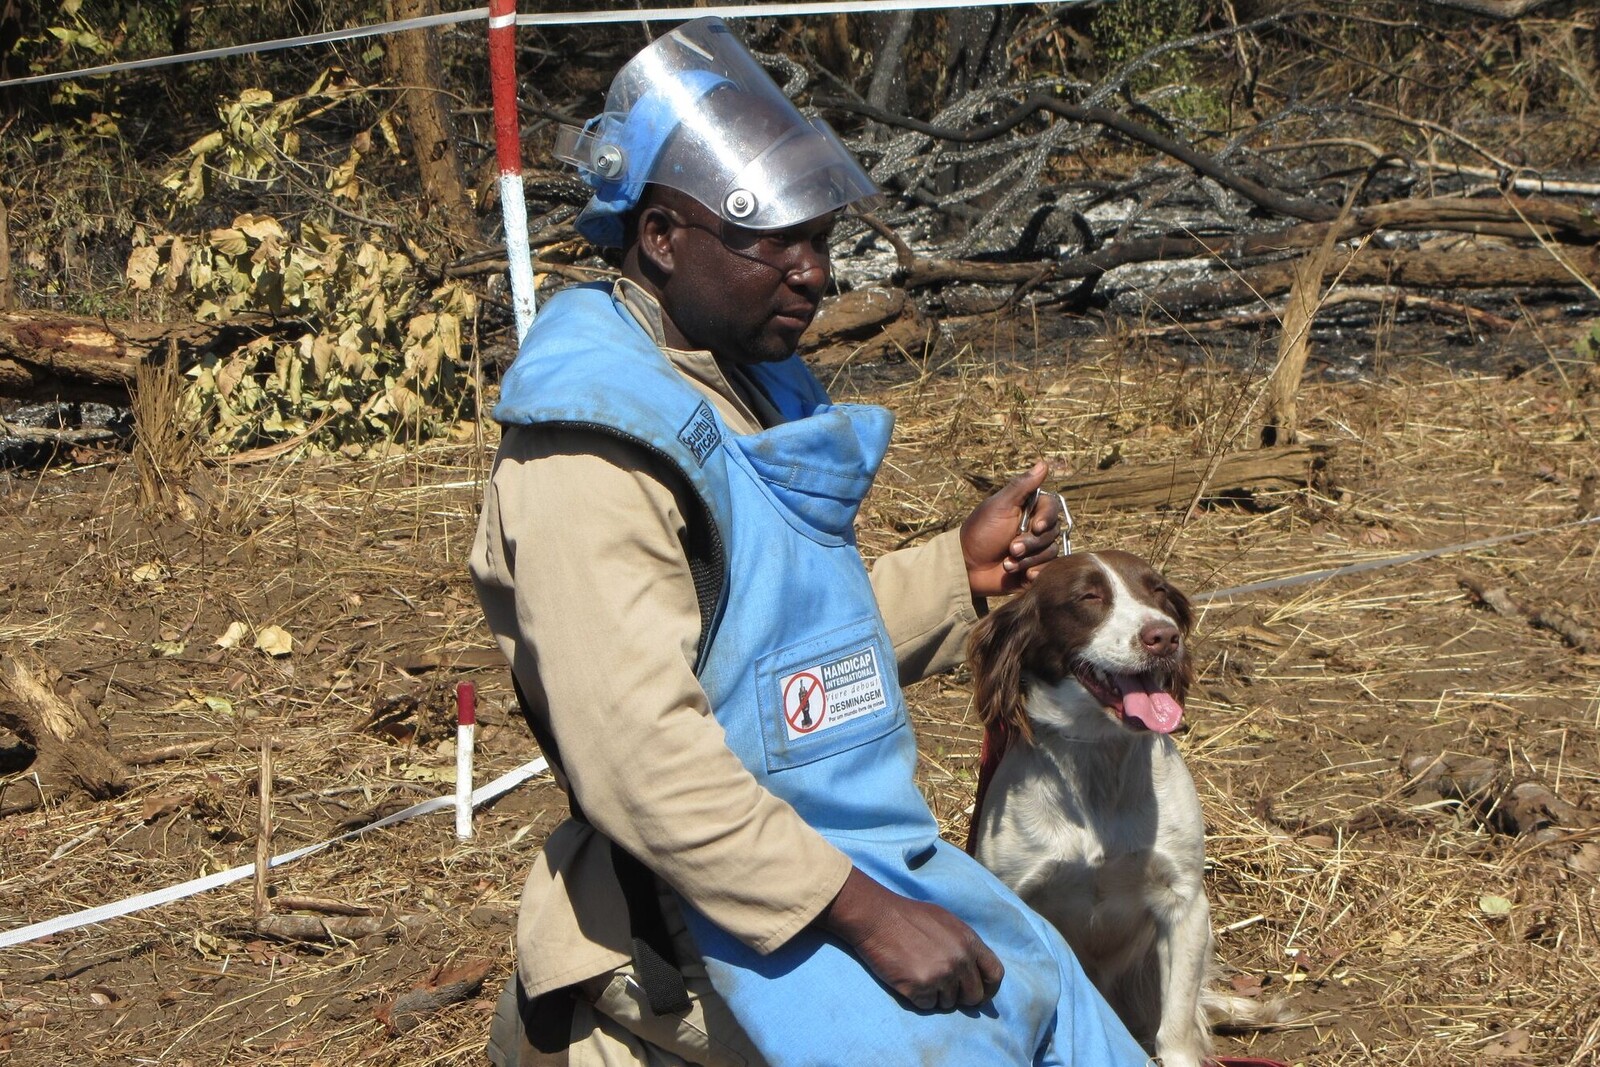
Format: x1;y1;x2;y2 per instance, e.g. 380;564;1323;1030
968;550;1193;743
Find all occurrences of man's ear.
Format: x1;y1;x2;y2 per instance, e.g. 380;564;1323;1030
635;206;677;278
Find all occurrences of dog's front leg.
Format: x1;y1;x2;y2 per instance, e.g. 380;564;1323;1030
1152;890;1212;1067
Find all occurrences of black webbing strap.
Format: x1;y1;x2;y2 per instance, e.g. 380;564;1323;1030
510;679;692;1016
611;842;692;1015
504;455;723;1022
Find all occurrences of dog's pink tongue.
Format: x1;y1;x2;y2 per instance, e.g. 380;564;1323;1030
1116;675;1184;733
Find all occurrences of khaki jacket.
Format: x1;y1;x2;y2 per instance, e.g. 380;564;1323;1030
470;282;983;999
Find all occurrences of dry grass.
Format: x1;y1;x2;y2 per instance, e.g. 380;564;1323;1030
1;317;1598;1065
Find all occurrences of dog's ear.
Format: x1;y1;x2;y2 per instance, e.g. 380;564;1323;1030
967;594;1040;745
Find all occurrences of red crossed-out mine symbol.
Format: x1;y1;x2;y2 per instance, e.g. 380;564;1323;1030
784;672;826;734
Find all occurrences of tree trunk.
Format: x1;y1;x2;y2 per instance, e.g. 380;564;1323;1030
0;311;267;401
1148;242;1600;313
1055;444;1336;512
0;193;13;311
0;649;129;804
1418;0;1554;17
385;0;477;249
1264;196;1350;447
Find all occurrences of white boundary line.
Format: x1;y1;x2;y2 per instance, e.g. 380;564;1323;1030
0;757;547;950
4;513;1598;948
1194;513;1600;603
0;0;1079;89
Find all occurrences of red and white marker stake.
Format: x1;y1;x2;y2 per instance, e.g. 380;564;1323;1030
455;682;477;840
488;0;536;340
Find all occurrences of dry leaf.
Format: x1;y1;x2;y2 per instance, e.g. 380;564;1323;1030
216;621;250;649
256;625;294;657
141;794;187;822
1481;1028;1533;1057
131;562;168;583
1565;842;1600;874
1228;973;1265;997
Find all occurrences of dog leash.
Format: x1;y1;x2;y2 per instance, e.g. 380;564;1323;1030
1022;488;1074;556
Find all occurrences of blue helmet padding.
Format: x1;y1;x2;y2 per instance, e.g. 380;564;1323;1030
574;69;733;248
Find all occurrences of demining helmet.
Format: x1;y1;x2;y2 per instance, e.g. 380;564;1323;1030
553;16;880;248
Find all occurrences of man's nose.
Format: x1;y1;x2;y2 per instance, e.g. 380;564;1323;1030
785;245;829;291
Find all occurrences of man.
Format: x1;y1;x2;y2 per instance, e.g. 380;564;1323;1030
472;18;1148;1066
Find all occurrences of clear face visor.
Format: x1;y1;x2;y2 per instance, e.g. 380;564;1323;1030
553;17;880;236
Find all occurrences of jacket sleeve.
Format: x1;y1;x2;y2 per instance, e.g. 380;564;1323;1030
868;529;985;686
470;425;852;955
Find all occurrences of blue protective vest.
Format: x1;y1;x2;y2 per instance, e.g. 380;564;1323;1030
496;284;1147;1067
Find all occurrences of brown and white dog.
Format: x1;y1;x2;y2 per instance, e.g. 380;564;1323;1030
967;550;1272;1067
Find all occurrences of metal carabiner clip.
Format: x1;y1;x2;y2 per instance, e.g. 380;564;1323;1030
1020;488;1073;557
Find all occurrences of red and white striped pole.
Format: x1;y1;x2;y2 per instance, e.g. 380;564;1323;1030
488;0;536;340
455;682;477;840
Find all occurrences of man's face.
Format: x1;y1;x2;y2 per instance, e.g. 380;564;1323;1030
651;192;835;365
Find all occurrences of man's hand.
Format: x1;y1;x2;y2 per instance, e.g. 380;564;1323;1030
960;460;1064;598
817;867;1004;1011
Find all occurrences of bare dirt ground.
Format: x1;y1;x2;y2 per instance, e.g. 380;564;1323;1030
2;314;1598;1066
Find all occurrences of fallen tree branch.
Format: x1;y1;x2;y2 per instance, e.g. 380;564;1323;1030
1145;241;1600;312
0;311;275;401
1044;444;1334;512
376;958;493;1034
1458;575;1597;652
1125;288;1517;336
894;194;1598;293
820;93;1340;223
0;648;129;800
1402;750;1595;836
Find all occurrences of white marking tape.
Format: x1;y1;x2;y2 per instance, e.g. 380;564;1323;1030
0;0;1080;89
0;757;548;949
4;513;1596;948
1193;512;1600;604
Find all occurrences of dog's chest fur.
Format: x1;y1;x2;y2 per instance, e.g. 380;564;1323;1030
976;677;1206;972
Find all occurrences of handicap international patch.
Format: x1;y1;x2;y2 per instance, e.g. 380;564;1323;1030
677;402;722;466
779;645;889;741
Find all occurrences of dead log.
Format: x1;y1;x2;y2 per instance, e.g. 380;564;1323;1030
900;196;1599;293
0;195;13;312
0;648;129;801
1403;751;1595;836
1263;191;1354;447
1459;575;1597;652
1419;0;1555;16
1125;289;1517;336
0;311;273;401
1054;444;1334;513
807;287;908;347
1147;242;1600;313
376;958;493;1034
1067;195;1600;277
255;912;422;943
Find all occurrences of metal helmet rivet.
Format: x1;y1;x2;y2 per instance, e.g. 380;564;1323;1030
594;145;625;180
724;189;756;219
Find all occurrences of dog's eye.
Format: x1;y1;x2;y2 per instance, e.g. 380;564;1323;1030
1078;591;1103;603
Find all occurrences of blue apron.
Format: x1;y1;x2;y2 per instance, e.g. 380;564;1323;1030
497;285;1147;1067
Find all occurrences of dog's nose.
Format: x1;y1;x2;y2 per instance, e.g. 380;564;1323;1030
1140;621;1181;656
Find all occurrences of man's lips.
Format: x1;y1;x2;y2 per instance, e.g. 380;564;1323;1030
772;305;817;331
